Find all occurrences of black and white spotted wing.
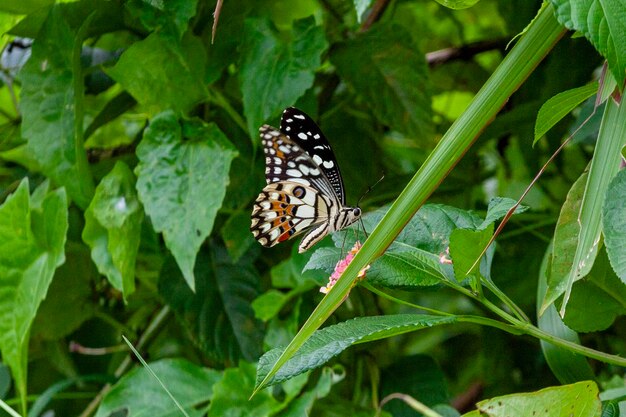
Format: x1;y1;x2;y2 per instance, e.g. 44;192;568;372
251;122;362;253
280;107;346;204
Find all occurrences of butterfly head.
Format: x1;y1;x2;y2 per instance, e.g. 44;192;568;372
336;206;361;231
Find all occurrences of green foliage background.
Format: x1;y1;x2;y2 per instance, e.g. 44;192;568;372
0;0;624;416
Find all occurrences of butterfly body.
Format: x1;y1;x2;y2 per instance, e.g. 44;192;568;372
250;108;361;253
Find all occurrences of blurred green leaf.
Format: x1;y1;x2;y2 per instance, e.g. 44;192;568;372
534;82;598;144
256;315;457;387
380;355;450;417
19;6;94;208
207;362;281;417
0;0;53;14
136;111;237;290
462;381;601;417
549;0;626;86
32;242;96;340
95;358;221;417
537;242;595;384
602;169;626;283
433;0;481;9
240;16;328;139
159;247;264;364
562;248;626;332
107;32;208;115
125;0;198;38
221;210;255;263
83;161;143;298
0;179;67;404
331;23;432;138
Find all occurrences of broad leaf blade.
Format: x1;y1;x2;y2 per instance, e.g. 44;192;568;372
107;32;209;115
240;17;328;139
602;169;626;283
331;23;432;138
544;95;626;315
534;82;598;144
19;6;94;208
83;161;143;298
465;381;601;417
94;358;221;417
256;315;457;387
549;0;626;87
136;111;237;290
0;179;68;402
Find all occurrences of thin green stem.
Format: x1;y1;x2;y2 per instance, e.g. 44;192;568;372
208;88;248;133
480;278;530;323
361;282;454;316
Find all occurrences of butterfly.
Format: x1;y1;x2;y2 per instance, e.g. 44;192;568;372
250;107;361;253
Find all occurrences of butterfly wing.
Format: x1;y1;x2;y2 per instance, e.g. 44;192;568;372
280;107;346;204
250;181;332;248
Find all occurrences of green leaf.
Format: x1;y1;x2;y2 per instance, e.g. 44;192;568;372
462;381;601;417
19;6;94;209
0;179;68;405
0;0;53;14
125;0;198;39
135;111;237;290
479;197;529;229
562;248;626;332
239;16;328;139
549;0;626;87
159;247;264;363
537;242;595;384
449;225;493;285
95;358;221;417
432;0;481;9
107;32;209;115
331;23;432;138
602;169;626;283
256;315;457;387
534;82;598;144
207;362;282;417
542;94;626;315
221;210;255;263
305;205;481;288
32;242;96;340
83;162;143;298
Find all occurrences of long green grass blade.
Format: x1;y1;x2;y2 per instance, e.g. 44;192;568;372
253;4;566;394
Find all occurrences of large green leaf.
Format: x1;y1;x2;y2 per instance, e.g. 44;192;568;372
94;358;221;417
135;111;237;290
549;0;626;87
433;0;481;9
256;315;457;387
462;381;601;417
107;32;209;115
331;23;432;138
239;16;328;139
19;6;94;209
602;169;626;283
0;179;68;406
0;0;53;14
83;161;143;299
159;247;264;364
542;94;626;314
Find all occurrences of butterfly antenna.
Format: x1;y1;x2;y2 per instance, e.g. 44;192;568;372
357;172;385;208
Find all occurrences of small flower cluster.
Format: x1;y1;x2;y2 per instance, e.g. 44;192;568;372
320;241;370;294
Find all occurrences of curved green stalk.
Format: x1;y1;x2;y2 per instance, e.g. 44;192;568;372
252;5;566;394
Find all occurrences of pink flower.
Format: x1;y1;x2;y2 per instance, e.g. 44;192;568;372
320;242;370;294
